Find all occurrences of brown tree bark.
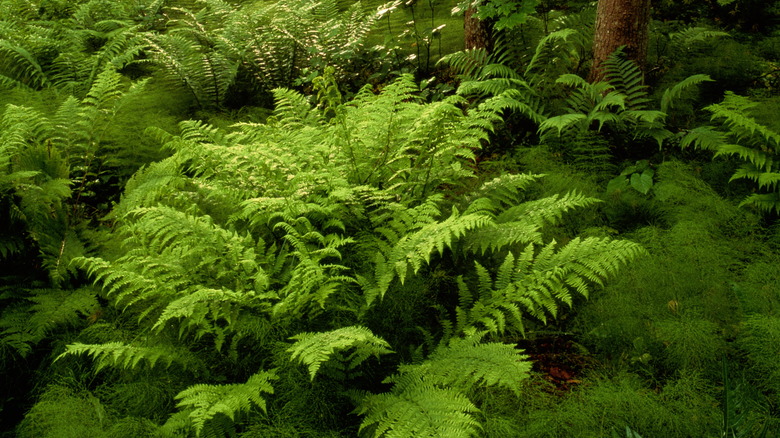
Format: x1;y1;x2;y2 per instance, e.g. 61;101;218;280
589;0;651;82
464;4;493;53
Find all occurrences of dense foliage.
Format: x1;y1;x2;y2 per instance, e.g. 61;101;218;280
1;0;780;437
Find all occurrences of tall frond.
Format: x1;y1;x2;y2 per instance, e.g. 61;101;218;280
57;341;202;372
172;370;277;437
288;326;393;380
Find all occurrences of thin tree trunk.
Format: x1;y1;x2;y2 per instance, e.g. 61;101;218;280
590;0;651;82
464;4;492;52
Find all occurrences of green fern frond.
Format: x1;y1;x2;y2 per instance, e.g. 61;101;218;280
288;326;393;380
660;74;713;113
467;173;544;210
110;158;185;217
82;66;124;109
357;384;481;438
174;370;277;437
707;93;780;148
524;28;578;78
668;27;729;56
459;237;645;333
538;113;587;136
357;333;531;437
152;287;271;345
0;288;98;357
738;192;780;214
464;191;601;254
269;87;322;128
384;207;492;286
715;143;773;169
477;88;547;125
680;126;726;151
440;48;489;79
394;334;531;395
683;93;780;213
0;40;49;89
602;48;649;110
57;341;201;372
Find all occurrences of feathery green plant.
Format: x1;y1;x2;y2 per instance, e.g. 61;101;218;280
0;67;148;284
681;92;780;214
355;332;531;438
165;370;277;437
56;72;643;436
288;326;393;380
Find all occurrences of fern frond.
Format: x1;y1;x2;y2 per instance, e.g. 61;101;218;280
174;370;277;437
459;236;645;334
440;48;489;79
680;126;726;151
82;66;124;109
288;326;393;380
395;334;531;395
0;40;49;89
357;384;480;438
467;173;544;210
669;27;729;56
660;74;713;113
538;113;587;136
602;48;649;110
383;207;492;287
57;341;201;372
269;87;322;128
524;28;578;78
707;93;780;148
738;192;780;214
357;333;531;437
715;143;773;169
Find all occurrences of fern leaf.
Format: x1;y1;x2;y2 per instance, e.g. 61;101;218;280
680;126;725;151
396;335;531;395
288;326;393;380
660;74;713;113
174;370;277;437
525;28;577;77
538;113;587;136
57;341;200;372
715;143;772;170
357;385;481;438
602;48;649;110
0;40;48;89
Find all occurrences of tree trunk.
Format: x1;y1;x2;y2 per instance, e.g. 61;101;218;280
464;4;493;53
589;0;651;82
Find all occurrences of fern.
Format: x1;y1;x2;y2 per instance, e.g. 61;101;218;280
57;341;202;372
358;384;480;438
539;48;713;151
288;326;393;380
463;190;602;254
681;92;780;213
172;370;277;437
0;287;98;358
0;40;49;89
56;73;644;436
602;47;650;110
660;74;714;113
356;333;530;438
394;334;531;394
524;28;580;79
667;26;729;59
457;237;645;335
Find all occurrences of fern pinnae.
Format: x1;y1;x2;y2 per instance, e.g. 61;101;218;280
173;370;277;437
287;326;393;380
660;74;713;113
524;28;578;78
57;341;202;372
